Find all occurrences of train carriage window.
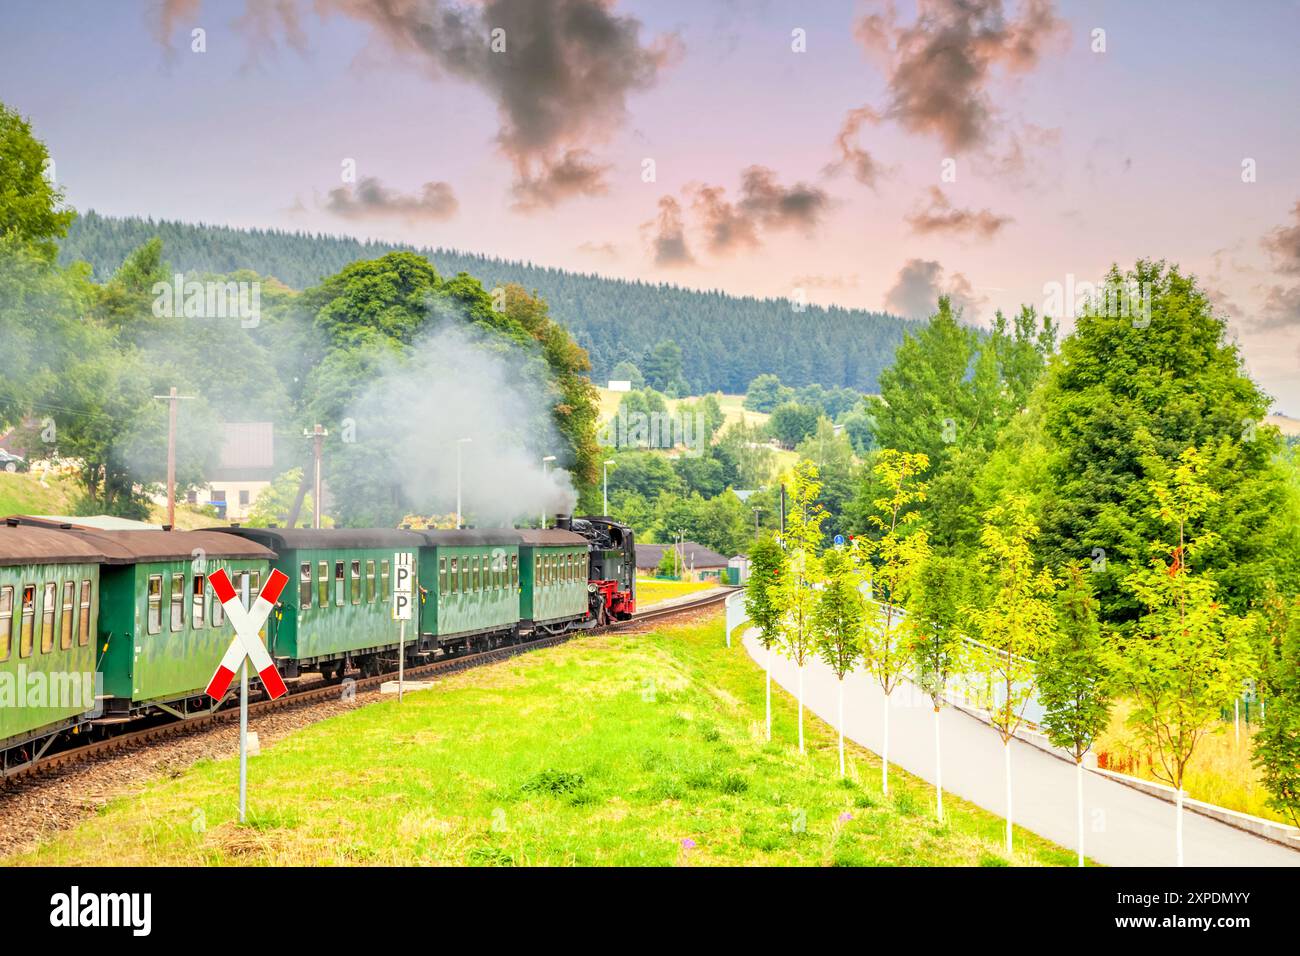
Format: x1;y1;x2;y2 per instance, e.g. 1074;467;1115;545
461;556;469;593
449;557;458;594
193;574;206;628
473;556;481;592
350;561;361;604
20;585;35;657
300;563;313;610
250;572;261;605
211;573;225;627
439;558;447;595
366;560;376;603
147;574;163;634
335;561;345;606
170;572;185;632
380;560;390;601
511;554;518;589
79;580;92;646
61;581;75;650
318;561;329;608
41;582;56;652
0;585;12;661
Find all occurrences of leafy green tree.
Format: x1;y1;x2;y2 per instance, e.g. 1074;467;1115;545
796;418;857;539
245;468;319;528
744;373;793;412
655;548;679;579
746;534;784;740
676;393;725;445
861;449;931;795
1037;562;1111;865
769;459;826;753
1252;586;1300;827
0;101;75;259
768;403;821;448
1108;447;1254;865
1035;261;1297;622
716;421;775;487
605;450;682;499
906;552;972;821
610;360;644;389
966;494;1057;856
814;545;867;775
674;454;726;498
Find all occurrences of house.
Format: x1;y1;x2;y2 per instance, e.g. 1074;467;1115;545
189;422;277;522
635;541;729;582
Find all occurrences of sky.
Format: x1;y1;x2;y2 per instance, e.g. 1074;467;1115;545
2;0;1298;410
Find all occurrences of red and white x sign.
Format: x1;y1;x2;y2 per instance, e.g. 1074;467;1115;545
204;567;289;701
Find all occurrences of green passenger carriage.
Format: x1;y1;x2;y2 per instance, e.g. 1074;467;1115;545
36;528;276;717
517;529;592;631
212;527;424;679
0;520;104;768
417;529;522;654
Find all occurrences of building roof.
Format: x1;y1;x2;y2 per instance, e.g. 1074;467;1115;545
635;541;729;569
210;527;425;552
0;522;109;567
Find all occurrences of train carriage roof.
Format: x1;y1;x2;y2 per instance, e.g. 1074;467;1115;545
210;527;425;551
1;520;275;564
420;528;523;548
515;529;589;548
0;521;110;567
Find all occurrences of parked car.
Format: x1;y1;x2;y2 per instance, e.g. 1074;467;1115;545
0;449;28;473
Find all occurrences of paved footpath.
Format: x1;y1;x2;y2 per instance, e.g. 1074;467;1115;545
743;629;1300;867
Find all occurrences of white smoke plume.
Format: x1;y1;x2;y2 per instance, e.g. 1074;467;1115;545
344;320;578;526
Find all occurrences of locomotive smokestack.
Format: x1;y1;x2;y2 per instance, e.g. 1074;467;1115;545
555;514;572;530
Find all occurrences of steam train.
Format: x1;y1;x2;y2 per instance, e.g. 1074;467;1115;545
0;514;634;770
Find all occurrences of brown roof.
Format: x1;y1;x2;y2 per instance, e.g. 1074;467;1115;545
516;529;588;548
4;520;274;564
0;523;108;567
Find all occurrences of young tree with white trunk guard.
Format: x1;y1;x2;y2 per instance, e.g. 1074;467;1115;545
768;459;826;754
814;545;867;776
1109;446;1252;867
745;533;784;741
966;494;1056;857
1036;562;1111;866
861;449;930;796
907;552;972;822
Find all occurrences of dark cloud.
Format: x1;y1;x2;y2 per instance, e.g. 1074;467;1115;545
323;176;459;221
855;0;1067;153
510;149;609;211
905;186;1012;238
644;196;694;267
884;258;981;319
828;105;887;189
158;0;679;205
1262;201;1300;275
1256;284;1300;331
690;166;831;256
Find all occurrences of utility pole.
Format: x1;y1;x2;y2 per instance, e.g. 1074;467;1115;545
752;506;763;541
152;387;195;527
779;484;787;534
303;425;328;529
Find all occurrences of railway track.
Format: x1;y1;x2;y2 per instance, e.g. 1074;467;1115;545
1;587;736;785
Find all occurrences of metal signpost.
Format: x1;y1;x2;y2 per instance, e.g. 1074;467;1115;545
393;552;414;702
204;567;289;823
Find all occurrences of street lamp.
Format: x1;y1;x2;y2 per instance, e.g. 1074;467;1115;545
602;459;615;516
455;437;472;529
541;455;557;528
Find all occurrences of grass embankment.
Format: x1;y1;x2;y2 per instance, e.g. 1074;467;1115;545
1096;700;1294;826
0;470;80;516
10;618;1078;866
635;577;718;606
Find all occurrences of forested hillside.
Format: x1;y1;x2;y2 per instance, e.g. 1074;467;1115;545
59;211;915;394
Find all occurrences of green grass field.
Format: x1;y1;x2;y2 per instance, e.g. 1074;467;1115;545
635;577;718;606
8;617;1078;866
